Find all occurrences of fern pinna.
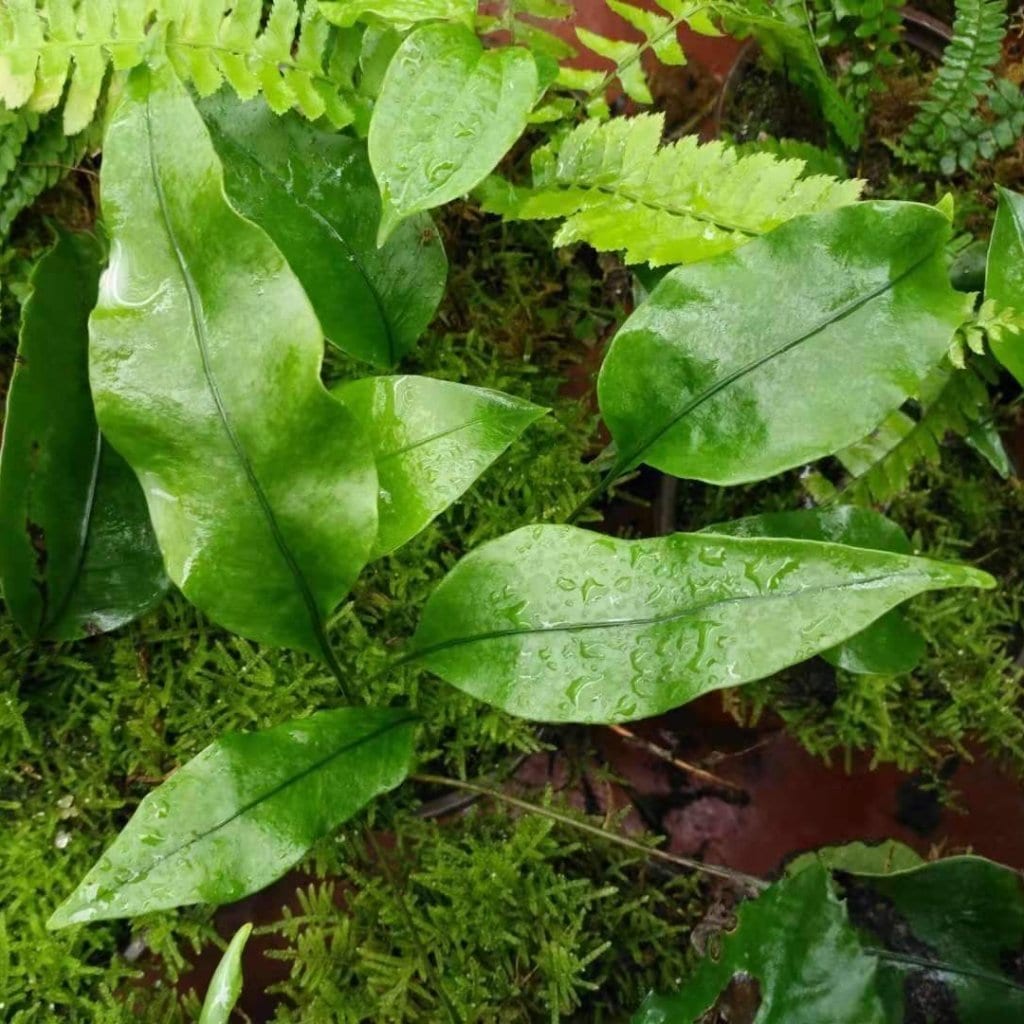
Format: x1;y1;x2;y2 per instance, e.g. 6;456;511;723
0;0;359;136
481;112;863;266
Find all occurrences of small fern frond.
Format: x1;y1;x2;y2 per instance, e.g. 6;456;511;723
564;0;720;110
950;297;1024;365
838;360;1005;501
899;0;1008;171
480;112;863;266
0;0;359;136
0;107;38;198
730;134;848;178
0;109;100;240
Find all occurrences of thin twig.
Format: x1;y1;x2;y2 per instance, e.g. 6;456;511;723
607;723;745;792
412;772;767;892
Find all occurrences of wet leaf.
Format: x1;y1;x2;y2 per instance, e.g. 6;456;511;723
985;186;1024;384
0;230;167;640
634;862;887;1023
598;202;970;485
333;375;546;556
369;23;537;242
47;708;417;927
705;508;925;676
89;64;377;655
198;91;447;367
409;524;992;723
840;855;1024;1022
198;923;252;1024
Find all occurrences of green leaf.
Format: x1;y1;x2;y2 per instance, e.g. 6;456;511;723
88;64;378;656
409;524;992;724
333;376;546;556
634;862;887;1023
597;202;971;485
199;923;252;1024
369;23;537;243
0;230;167;641
47;707;417;927
198;90;447;368
320;0;476;31
840;855;1024;1021
985;186;1024;385
638;847;1024;1022
704;508;925;676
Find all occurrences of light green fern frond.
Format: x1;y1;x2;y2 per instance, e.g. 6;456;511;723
479;112;863;266
838;361;1007;501
563;0;719;109
0;0;359;135
899;0;1008;172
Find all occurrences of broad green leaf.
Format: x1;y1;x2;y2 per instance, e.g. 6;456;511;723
705;508;925;675
638;847;1024;1022
409;524;992;723
841;855;1024;1021
598;202;971;485
199;923;252;1024
369;23;537;243
47;707;417;927
634;863;887;1023
0;230;167;641
320;0;476;31
89;64;378;656
198;90;447;367
333;376;546;556
985;186;1024;384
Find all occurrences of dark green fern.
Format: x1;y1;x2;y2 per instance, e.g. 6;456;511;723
898;0;1010;174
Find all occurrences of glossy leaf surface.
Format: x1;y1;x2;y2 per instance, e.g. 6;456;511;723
48;708;417;927
985;186;1024;384
843;855;1024;1021
199;923;252;1024
0;231;166;640
634;863;886;1023
369;23;537;242
334;375;546;555
199;91;447;367
705;508;925;675
89;65;378;655
410;525;992;723
598;202;970;485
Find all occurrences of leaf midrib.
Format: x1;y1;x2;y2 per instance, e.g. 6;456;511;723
73;713;418;914
410;567;933;662
611;244;939;475
143;93;328;655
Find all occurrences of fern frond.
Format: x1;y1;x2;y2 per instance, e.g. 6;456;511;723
838;361;1004;501
0;0;359;135
564;0;719;109
0;107;38;197
480;112;863;266
899;0;1008;171
0;109;99;240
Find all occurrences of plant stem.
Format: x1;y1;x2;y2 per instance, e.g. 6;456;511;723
411;772;768;892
